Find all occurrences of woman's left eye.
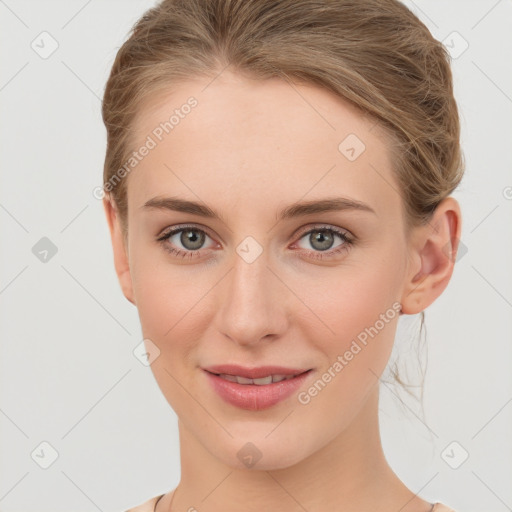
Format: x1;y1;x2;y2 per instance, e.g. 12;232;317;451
293;226;354;259
157;224;354;260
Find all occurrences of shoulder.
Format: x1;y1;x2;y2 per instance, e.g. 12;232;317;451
432;503;458;512
124;494;164;512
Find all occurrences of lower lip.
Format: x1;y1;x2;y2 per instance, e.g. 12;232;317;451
204;370;312;411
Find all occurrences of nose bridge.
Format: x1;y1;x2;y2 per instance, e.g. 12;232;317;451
216;242;287;345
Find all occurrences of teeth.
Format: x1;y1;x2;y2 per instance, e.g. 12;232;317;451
219;374;238;383
237;376;255;385
252;376;273;385
217;373;298;385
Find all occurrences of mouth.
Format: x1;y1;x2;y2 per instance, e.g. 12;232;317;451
202;364;312;380
204;371;306;385
202;365;314;411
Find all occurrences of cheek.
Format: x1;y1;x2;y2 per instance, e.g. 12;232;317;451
307;290;398;392
297;252;401;341
294;287;399;441
294;253;402;395
129;239;187;328
129;249;213;361
129;255;213;410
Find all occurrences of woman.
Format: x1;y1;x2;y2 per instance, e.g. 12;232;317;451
101;0;464;510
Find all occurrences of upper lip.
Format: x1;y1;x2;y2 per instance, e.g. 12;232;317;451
203;364;311;379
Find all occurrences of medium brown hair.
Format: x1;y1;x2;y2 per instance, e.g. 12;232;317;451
101;0;465;406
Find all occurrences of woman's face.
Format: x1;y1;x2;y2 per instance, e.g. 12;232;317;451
116;70;414;469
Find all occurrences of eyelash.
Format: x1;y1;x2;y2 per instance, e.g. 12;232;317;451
156;223;354;261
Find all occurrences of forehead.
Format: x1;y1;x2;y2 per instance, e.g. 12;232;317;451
127;70;400;220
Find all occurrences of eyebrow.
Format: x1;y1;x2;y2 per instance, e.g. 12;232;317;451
141;196;376;221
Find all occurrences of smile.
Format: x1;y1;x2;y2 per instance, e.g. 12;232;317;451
203;368;313;411
214;373;299;385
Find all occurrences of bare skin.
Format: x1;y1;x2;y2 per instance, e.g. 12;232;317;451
104;69;461;512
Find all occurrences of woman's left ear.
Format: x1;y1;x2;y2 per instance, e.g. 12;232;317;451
400;196;462;315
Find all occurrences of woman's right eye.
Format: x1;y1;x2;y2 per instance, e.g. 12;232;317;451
157;226;216;259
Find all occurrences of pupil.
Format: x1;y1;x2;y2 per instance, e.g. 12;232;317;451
311;230;333;251
181;230;204;250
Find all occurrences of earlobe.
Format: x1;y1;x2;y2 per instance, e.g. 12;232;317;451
102;196;136;306
400;197;462;315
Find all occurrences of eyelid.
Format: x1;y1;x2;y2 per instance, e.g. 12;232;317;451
157;222;217;241
158;222;353;243
293;223;353;239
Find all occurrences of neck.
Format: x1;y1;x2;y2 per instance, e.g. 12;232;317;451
170;387;431;512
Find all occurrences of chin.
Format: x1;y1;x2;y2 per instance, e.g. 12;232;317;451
207;431;314;471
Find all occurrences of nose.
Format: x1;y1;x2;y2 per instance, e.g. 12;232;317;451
215;248;289;347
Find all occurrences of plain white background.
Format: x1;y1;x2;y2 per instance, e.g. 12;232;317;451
1;1;511;511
